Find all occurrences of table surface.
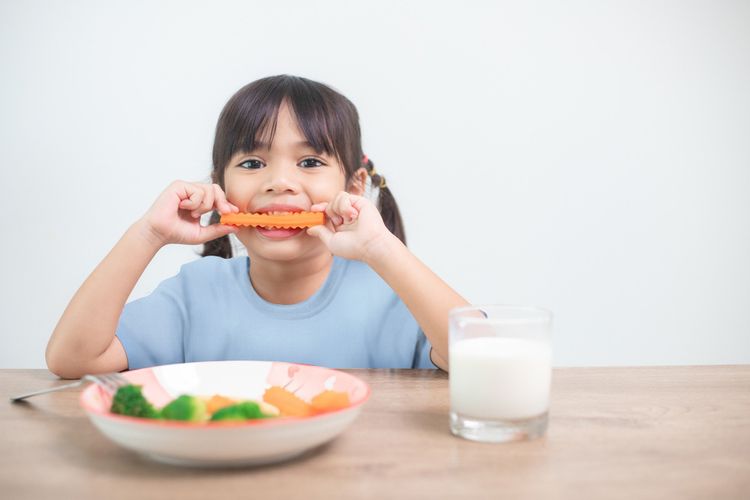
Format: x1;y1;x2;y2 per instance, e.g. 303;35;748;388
2;366;749;499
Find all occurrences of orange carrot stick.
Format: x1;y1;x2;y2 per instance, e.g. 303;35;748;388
220;212;325;228
262;386;313;417
310;390;350;414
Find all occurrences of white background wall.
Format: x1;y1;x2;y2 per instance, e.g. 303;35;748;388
1;0;748;368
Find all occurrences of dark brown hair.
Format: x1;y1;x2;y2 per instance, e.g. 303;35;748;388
202;75;405;258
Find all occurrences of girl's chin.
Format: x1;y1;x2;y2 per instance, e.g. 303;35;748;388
238;230;325;259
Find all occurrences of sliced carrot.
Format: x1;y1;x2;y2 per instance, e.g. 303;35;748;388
262;386;313;417
220;212;325;228
205;394;238;415
310;390;350;414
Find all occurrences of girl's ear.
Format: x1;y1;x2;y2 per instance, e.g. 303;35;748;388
347;167;368;196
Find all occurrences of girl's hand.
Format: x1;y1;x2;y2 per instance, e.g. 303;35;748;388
138;181;239;247
306;192;393;262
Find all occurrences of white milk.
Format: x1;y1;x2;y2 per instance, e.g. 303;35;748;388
449;337;552;420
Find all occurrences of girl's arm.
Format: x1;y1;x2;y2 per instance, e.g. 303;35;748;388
308;192;467;371
45;181;238;379
364;234;465;371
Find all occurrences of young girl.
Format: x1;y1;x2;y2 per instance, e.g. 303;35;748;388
46;75;467;379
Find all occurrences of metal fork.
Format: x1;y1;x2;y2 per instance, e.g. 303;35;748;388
10;372;130;402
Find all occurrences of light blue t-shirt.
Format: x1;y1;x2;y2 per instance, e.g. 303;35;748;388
116;256;436;370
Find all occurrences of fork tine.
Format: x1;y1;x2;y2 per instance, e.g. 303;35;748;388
101;373;129;390
82;375;108;392
95;375;119;393
107;374;129;393
83;373;125;394
95;373;118;386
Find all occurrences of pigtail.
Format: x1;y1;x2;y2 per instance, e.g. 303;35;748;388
201;212;233;258
200;157;234;258
362;156;407;246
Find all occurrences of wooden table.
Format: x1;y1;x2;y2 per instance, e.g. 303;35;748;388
2;367;749;499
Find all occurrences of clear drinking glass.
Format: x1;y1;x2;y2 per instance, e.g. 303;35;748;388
449;305;552;443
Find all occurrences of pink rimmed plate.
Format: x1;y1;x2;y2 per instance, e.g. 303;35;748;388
79;360;370;467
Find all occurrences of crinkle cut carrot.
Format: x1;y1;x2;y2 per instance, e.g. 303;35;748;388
220;212;325;228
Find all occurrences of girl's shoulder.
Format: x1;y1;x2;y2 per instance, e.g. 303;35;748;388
337;257;395;298
176;255;247;282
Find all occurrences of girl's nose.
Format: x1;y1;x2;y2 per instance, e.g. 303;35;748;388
262;164;300;194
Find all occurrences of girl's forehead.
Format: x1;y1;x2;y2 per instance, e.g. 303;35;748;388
251;103;321;151
267;101;304;137
226;99;342;166
249;138;318;153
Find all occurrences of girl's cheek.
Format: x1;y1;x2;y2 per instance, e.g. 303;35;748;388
224;185;245;209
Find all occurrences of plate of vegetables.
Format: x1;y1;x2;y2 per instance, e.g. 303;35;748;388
79;360;370;467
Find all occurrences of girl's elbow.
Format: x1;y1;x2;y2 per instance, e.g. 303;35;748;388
45;354;75;379
430;349;449;372
45;342;82;380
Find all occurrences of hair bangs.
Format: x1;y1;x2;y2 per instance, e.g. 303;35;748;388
285;81;338;160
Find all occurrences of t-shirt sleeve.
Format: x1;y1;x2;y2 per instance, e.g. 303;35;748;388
412;328;438;369
115;272;187;370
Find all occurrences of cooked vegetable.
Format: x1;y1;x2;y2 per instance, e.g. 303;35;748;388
111;385;160;419
210;401;267;421
205;394;237;414
160;395;207;422
263;386;313;417
311;390;350;413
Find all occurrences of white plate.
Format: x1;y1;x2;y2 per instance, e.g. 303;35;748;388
79;360;370;467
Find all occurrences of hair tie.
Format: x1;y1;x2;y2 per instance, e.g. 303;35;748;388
361;154;385;188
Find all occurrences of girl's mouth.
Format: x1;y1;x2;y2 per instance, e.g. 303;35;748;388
254;211;306;239
255;226;304;239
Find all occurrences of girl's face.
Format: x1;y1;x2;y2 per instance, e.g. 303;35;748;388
223;101;360;262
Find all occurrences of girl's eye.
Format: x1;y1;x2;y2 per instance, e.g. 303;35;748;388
238;159;264;169
300;158;325;168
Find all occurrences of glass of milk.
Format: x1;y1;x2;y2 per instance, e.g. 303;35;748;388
449;305;552;443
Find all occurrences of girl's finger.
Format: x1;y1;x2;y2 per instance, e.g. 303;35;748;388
334;192;359;224
324;201;343;226
310;202;329;212
178;183;204;210
201;184;216;211
198;221;238;242
350;195;367;212
306;224;334;247
192;184;215;218
212;184;239;214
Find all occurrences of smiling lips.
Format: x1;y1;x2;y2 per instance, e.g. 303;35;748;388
220;211;325;229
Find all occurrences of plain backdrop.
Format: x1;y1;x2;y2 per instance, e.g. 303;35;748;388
1;0;748;369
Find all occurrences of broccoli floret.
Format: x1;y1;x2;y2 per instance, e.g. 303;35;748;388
210;401;269;421
110;384;160;419
160;395;208;422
